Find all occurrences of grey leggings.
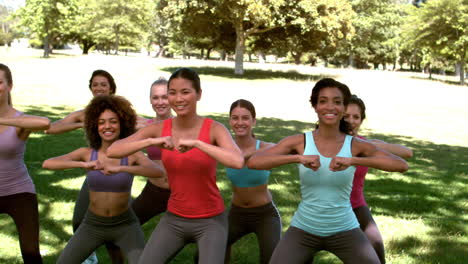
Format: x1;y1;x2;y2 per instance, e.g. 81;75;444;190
354;206;385;264
270;226;380;264
72;178;89;232
57;209;145;264
138;211;228;264
227;202;281;264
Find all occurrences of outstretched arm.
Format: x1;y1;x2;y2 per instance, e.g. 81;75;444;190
0;114;50;131
107;123;172;158
42;148;97;170
247;134;320;171
45;110;84;134
331;137;408;172
368;139;413;160
102;151;166;178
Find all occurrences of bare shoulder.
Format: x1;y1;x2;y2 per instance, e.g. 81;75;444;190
351;136;376;156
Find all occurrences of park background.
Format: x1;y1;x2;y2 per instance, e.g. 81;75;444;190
1;0;467;263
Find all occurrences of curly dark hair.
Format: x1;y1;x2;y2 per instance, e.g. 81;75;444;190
88;69;117;95
84;95;136;149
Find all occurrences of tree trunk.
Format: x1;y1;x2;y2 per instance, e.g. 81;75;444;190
82;40;94;55
200;48;204;59
460;58;465;85
220;50;226;61
43;34;50;58
234;23;245;75
206;48;212;60
258;51;266;64
248;53;252;62
292;52;302;65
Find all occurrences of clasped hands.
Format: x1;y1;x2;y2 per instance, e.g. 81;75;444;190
151;136;198;153
299;155;352;171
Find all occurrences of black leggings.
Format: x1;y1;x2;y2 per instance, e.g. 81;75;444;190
226;202;281;264
132;181;170;225
139;211;228;264
270;226;380;264
354;206;385;264
57;209;145;264
0;192;43;264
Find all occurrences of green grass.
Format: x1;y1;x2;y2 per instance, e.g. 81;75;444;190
0;107;466;264
1;51;467;263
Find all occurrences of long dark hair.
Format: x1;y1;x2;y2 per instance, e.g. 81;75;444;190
310;78;352;134
0;63;13;106
349;94;366;121
229;99;256;137
88;70;117;95
168;68;201;93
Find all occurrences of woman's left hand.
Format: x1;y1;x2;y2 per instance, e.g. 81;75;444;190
102;164;121;175
329;157;352;171
177;139;199;153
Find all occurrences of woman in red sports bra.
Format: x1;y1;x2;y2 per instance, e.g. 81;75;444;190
108;68;244;264
42;95;165;264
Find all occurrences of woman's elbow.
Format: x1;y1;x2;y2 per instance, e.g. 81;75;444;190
403;150;414;160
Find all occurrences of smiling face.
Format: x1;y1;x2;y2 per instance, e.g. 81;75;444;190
150;84;171;118
97;109;120;142
229;106;256;137
91;75;112;97
167;77;201;116
314;87;346;126
344;103;362;136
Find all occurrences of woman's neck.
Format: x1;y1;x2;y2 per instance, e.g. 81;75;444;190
173;113;200;129
235;135;256;150
315;123;342;140
0;102;12;117
155;113;172;121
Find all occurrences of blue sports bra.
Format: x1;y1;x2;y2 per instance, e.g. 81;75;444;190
226;140;271;188
87;149;133;192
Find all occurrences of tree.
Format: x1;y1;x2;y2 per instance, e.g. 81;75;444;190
15;0;73;57
403;0;467;84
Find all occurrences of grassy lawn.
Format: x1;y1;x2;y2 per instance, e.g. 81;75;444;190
0;49;467;263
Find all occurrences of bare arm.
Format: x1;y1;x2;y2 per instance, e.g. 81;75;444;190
107;123;173;158
368;139;413;159
247;134;320;170
42;148;97;170
342;138;408;172
178;122;244;169
45;110;84;134
135;116;150;130
103;151;165;178
0;114;50;131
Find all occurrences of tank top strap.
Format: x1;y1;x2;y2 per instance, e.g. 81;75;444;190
198;118;213;143
90;149;98;161
161;118;173;137
304;131;319;155
120;156;129;166
255;139;261;150
337;135;353;157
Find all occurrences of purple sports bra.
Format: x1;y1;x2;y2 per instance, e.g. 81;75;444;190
0;111;36;196
86;149;133;192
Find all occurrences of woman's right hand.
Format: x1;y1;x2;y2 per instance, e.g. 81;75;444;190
153;136;174;150
82;160;103;170
299;155;320;171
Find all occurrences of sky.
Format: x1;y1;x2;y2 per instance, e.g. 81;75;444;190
0;0;25;10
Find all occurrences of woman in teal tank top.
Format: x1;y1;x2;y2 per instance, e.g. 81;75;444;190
247;78;408;264
224;99;281;264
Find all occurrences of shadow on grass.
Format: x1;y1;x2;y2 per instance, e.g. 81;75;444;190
159;66;333;81
1;107;466;263
408;75;466;87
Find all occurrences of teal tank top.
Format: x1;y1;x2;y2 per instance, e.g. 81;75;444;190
291;131;359;236
226;140;271;188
